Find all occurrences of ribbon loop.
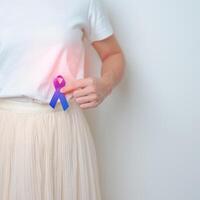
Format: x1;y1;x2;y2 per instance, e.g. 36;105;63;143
49;75;69;111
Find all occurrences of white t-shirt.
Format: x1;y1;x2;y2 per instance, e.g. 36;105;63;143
0;0;113;104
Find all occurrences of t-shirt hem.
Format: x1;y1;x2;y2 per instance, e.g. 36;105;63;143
89;29;114;43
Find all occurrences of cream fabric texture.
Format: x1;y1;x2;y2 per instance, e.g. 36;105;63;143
0;98;101;200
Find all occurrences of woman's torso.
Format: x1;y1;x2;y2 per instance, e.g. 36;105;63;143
0;0;90;104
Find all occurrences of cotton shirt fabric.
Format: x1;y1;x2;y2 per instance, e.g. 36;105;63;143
0;0;114;104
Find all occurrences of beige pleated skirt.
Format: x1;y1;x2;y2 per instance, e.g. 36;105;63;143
0;97;101;200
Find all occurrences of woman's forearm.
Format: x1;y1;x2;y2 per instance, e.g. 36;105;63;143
61;36;126;109
100;51;125;94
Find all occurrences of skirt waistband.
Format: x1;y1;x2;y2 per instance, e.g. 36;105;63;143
0;97;75;113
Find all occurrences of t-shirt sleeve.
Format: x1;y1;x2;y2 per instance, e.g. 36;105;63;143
85;0;114;43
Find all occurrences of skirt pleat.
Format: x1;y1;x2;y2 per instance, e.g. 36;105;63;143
0;98;101;200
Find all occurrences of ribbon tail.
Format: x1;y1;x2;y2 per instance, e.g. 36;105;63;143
59;94;69;111
49;91;60;109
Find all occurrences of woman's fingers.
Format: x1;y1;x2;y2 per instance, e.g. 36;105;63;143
59;77;107;109
73;85;95;98
75;93;98;104
74;78;95;88
60;83;75;94
60;87;74;94
79;101;99;109
60;78;94;94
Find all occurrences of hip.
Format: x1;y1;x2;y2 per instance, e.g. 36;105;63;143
0;97;79;114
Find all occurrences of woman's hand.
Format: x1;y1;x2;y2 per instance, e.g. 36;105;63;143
60;76;113;109
61;35;125;109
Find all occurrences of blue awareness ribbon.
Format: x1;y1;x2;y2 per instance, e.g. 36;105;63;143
49;75;69;111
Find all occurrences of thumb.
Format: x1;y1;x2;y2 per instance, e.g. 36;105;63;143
60;81;76;94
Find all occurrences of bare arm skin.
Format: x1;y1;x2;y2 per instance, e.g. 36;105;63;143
60;34;126;109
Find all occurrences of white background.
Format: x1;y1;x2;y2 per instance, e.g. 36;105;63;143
84;0;200;200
